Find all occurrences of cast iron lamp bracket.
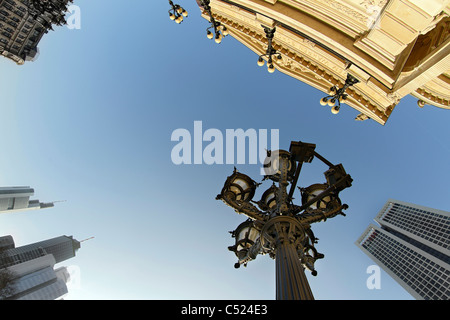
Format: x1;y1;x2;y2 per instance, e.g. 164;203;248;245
257;25;283;73
320;73;360;114
199;0;229;43
168;0;188;24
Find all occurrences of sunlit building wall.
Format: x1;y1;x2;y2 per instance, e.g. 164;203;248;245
196;0;450;124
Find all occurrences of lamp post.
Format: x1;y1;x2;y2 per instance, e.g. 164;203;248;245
199;0;229;44
257;26;282;74
168;0;188;24
216;141;353;300
320;73;359;114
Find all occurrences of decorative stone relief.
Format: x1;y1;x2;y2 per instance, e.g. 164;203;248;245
321;0;369;24
201;0;450;124
359;0;388;9
359;0;388;29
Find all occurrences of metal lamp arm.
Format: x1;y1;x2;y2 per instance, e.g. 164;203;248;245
207;21;221;34
168;0;181;12
296;173;352;212
216;192;268;222
297;204;348;225
234;238;262;267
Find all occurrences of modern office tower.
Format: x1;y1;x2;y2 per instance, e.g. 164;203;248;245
0;235;81;268
2;255;70;300
196;1;450;124
0;235;80;299
356;199;450;300
0;0;74;64
0;186;55;214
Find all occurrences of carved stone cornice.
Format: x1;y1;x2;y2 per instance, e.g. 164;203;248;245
412;77;450;110
200;0;449;124
206;8;394;124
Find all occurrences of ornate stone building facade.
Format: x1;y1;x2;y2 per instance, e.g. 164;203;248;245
197;0;449;124
0;0;73;65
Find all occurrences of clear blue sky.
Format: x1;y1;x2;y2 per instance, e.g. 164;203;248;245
0;0;449;300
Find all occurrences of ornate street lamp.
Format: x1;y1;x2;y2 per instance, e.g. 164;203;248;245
320;73;359;114
218;168;258;203
257;26;282;73
300;183;334;210
168;0;188;24
198;0;228;44
228;220;260;268
216;141;353;300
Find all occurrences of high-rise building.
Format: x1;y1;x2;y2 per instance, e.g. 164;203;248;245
3;255;70;300
0;235;80;300
0;186;55;214
196;0;450;124
356;199;450;300
0;0;74;64
0;235;81;268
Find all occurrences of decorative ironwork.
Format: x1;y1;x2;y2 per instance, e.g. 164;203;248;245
168;0;188;24
27;0;73;27
199;0;228;43
257;26;282;73
217;140;353;300
320;73;360;114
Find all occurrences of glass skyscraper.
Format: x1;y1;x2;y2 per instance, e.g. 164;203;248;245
0;186;54;214
356;199;450;300
3;255;71;300
0;235;81;268
0;235;80;300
